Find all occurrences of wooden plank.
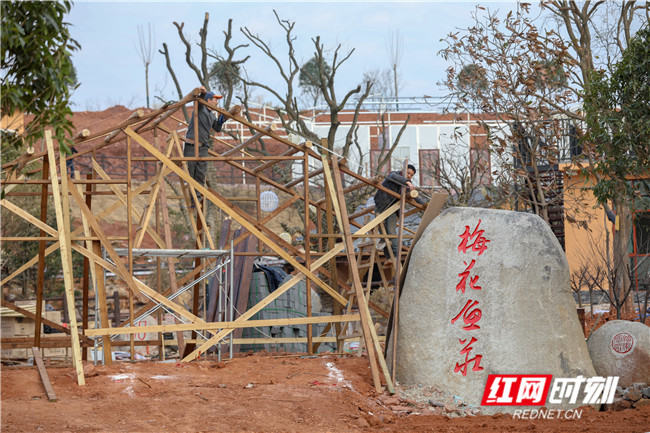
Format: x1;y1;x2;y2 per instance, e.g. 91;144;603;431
30;347;57;402
330;155;384;393
45;131;85;386
325;173;342;351
127;136;135;360
59;148;85;377
85;314;361;336
320;145;344;232
0;200;57;236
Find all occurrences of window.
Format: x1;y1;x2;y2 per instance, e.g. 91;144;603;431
634;212;650;255
370;149;391;175
419;149;439;188
470;146;492;187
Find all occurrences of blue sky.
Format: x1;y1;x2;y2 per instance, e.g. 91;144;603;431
67;1;516;111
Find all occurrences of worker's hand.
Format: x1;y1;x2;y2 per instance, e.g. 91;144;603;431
198;85;207;94
406;181;415;191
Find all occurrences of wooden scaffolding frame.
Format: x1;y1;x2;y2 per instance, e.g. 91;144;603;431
1;87;441;392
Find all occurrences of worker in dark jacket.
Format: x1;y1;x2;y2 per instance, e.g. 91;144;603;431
374;164;426;262
184;86;227;202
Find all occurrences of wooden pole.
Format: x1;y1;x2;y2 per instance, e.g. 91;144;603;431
329;155;383;393
304;145;313;354
159;184;186;356
127;136;135;360
33;155;49;349
45;131;85;385
390;160;409;382
81;173;93;361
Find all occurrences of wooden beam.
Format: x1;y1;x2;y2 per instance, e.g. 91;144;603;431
31;347;57;402
221;124;277;157
254;146;302;173
320;143;344;232
85;314;361;336
74;170;98;361
0;199;57;236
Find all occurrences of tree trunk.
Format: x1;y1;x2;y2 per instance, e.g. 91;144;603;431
145;64;150;109
612;199;634;318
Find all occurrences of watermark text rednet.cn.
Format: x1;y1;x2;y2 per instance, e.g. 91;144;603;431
480;374;619;418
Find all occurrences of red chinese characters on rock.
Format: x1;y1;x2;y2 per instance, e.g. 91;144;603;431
452;219;489;377
458;219;490;255
454;336;484;375
456;259;482;293
451;299;482;331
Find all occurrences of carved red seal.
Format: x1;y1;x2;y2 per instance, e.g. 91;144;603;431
611;332;634;354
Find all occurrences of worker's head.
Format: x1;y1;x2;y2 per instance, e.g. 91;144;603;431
204;91;223;104
283;263;295;275
405;164;416;180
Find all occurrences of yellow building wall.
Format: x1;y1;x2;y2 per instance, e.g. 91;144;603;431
562;165;611;291
0;110;24;135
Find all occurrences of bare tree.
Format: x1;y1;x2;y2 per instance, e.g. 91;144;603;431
239;11;373;162
135;23;155;108
440;1;649;314
159;13;248;120
573;216;649;322
386;30;403;111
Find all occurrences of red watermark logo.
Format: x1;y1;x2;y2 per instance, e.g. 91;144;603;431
482;375;619;406
481;374;552;406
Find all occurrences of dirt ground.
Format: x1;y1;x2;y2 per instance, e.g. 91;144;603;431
2;351;648;433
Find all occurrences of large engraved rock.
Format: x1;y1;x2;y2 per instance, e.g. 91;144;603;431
587;320;650;388
391;207;595;413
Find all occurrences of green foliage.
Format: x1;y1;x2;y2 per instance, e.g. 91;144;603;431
209;60;241;96
299;56;332;106
583;26;650;206
456;63;488;96
1;0;80;152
